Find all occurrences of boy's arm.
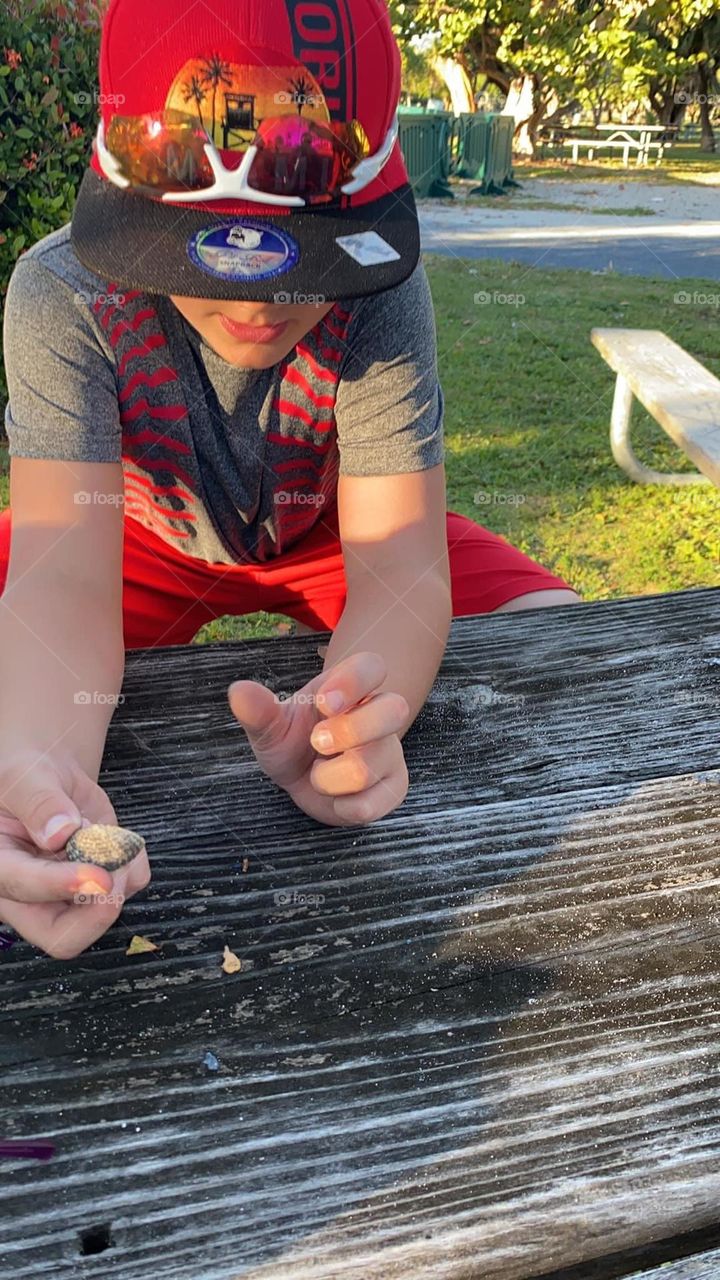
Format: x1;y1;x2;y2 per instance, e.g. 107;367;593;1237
322;463;452;728
1;457;126;783
228;464;451;828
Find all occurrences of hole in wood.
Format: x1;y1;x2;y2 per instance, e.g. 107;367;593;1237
78;1222;114;1255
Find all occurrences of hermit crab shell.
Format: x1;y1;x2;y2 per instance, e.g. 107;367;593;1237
65;823;145;872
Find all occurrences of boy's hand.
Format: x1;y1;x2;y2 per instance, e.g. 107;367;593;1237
0;752;151;958
228;652;410;826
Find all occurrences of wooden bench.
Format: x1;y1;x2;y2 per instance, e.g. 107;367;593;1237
4;590;720;1278
592;327;720;486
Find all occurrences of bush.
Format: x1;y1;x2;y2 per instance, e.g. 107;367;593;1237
0;0;105;417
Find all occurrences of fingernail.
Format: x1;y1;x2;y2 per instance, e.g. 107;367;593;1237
43;815;76;842
321;690;344;713
313;728;334;750
77;878;108;897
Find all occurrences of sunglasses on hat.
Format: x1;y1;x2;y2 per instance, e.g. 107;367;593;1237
95;106;399;208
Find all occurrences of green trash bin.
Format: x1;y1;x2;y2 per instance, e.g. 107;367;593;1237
487;114;520;192
455;113;494;183
397;114;454;199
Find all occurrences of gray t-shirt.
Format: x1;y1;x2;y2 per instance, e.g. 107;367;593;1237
2;224;444;564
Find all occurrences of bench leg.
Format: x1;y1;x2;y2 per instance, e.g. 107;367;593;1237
610;374;712;485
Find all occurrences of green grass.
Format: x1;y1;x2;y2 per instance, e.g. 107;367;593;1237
515;143;720;185
426;254;720;602
2;254;719;642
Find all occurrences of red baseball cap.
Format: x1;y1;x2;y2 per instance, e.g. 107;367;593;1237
70;0;420;301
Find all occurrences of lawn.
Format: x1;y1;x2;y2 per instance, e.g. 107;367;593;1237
514;142;720;185
1;252;718;641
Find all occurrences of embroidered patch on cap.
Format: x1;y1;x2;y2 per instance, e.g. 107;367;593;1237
335;231;401;267
187;220;299;281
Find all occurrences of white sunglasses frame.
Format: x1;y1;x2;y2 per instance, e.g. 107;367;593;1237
94;112;399;206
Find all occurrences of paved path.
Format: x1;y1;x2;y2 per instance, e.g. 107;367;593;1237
419;205;720;281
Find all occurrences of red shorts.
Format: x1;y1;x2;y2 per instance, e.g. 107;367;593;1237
0;507;572;649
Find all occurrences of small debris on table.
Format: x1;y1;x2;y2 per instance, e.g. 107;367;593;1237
66;823;145;872
242;857;250;873
222;945;243;974
126;935;158;956
202;1051;220;1072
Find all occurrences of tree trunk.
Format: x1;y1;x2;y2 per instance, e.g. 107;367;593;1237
503;73;544;156
648;80;688;143
432;57;475;115
697;64;716;152
699;95;716;151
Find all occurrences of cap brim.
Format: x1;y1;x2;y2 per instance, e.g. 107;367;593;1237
70;168;420;302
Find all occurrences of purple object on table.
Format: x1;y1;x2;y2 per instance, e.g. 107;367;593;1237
0;1140;56;1160
0;933;16;951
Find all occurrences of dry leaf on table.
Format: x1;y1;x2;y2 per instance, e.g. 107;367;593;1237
126;934;158;955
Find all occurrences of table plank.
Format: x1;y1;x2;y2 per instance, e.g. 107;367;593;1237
3;589;720;1280
626;1250;720;1278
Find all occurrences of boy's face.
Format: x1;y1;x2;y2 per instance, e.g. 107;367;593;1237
169;294;334;369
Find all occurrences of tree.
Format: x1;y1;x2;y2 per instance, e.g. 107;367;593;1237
390;0;720;153
287;73;317;116
199;54;233;144
391;1;610;153
182;75;208;133
640;1;720;150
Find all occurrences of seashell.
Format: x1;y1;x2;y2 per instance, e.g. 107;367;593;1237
65;823;145;872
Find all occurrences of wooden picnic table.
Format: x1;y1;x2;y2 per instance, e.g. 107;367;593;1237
3;587;720;1279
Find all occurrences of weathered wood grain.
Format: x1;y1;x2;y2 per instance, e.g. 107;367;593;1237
625;1249;720;1278
591;328;720;485
2;589;720;1280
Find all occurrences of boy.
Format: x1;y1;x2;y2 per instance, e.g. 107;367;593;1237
0;0;578;958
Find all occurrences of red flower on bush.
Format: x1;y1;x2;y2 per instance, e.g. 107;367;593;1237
4;48;23;69
22;152;40;171
69;122;84;138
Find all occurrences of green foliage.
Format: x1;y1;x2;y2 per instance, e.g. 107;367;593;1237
390;0;720;128
0;0;104;403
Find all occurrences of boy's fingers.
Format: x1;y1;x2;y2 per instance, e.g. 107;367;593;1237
0;896;124;961
310;736;403;798
0;844;113;904
310;692;409;755
314;652;387;719
332;776;409;826
228;680;288;752
1;779;83;854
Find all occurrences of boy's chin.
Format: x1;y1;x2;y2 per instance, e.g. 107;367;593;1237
214;338;296;369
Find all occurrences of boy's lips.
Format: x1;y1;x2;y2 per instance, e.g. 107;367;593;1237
218;315;289;345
